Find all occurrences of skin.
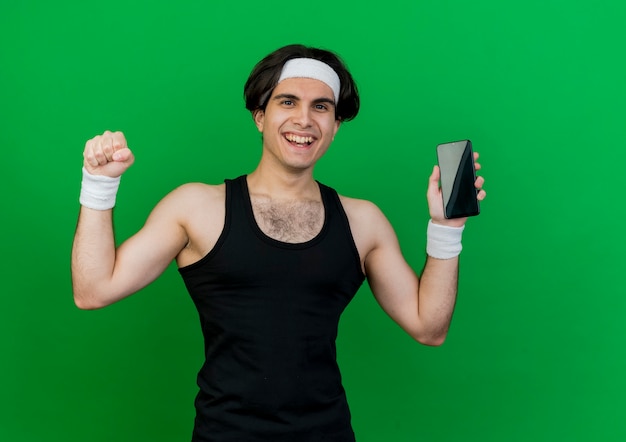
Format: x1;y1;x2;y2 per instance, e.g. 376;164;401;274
72;77;486;346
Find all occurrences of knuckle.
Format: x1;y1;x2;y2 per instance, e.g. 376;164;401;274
93;150;106;161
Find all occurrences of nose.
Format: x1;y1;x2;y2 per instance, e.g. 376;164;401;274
292;105;313;127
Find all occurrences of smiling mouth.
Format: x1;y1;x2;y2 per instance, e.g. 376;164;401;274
285;134;314;146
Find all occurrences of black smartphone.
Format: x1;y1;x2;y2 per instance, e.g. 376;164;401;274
436;139;480;219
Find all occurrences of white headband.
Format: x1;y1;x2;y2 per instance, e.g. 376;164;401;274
277;58;341;103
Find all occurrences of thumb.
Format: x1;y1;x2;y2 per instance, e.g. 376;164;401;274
112;147;134;164
105;147;134;178
427;165;440;196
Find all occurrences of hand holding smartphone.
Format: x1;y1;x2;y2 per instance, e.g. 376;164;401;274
436;139;480;219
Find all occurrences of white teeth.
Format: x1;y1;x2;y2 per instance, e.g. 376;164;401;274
286;134;313;145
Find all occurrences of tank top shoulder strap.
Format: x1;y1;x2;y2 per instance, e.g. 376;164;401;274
316;181;363;273
224;175;248;218
316;181;345;224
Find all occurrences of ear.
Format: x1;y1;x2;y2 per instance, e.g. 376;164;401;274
253;109;265;132
332;119;341;140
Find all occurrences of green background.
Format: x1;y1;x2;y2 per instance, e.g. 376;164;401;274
2;1;625;441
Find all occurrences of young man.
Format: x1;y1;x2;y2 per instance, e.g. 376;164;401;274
72;44;486;441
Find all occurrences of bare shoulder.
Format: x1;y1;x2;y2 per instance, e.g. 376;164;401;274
339;194;392;230
166;182;225;204
151;182;227;267
339;194;382;220
167;182;226;222
150;182;223;218
338;195;397;265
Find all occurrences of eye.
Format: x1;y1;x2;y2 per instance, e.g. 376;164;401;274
315;103;329;111
281;99;294;106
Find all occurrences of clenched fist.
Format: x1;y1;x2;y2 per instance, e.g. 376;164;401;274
83;130;134;178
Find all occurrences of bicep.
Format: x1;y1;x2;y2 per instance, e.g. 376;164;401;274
361;207;421;334
108;193;189;301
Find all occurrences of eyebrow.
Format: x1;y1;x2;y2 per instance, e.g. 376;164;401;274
273;93;336;107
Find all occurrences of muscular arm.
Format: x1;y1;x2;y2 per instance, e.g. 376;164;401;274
71;131;188;309
71;197;188;309
351;157;486;346
362;211;459;346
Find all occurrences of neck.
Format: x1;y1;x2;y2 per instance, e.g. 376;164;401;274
247;162;319;201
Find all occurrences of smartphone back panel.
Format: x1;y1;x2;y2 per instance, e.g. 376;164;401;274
436;140;480;219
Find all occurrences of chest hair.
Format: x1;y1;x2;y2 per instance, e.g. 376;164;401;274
251;197;324;243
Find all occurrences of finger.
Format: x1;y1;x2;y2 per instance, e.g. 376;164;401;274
474;161;481;171
83;132;120;167
473;151;480;161
426;165;445;222
83;139;100;167
110;131;128;153
99;130;126;161
475;176;485;189
430;164;440;181
85;136;111;166
112;147;134;163
427;165;440;194
101;134;116;162
477;189;487;201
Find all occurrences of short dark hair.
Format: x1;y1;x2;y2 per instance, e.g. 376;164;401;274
244;44;360;122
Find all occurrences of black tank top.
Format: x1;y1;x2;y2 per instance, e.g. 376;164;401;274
179;175;365;442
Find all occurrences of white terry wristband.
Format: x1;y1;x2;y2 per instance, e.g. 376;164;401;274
426;219;464;259
79;167;121;210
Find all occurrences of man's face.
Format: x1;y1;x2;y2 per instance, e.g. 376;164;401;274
254;77;341;173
